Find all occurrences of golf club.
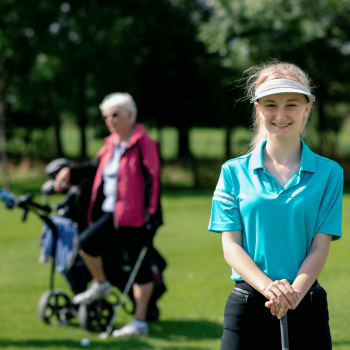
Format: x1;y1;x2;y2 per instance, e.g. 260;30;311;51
280;314;289;350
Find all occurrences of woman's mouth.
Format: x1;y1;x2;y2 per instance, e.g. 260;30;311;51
272;123;291;128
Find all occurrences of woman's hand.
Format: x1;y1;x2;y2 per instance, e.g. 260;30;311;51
263;279;300;319
266;302;289;319
54;167;71;192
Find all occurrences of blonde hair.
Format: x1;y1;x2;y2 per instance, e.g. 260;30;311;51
243;60;313;152
99;92;137;123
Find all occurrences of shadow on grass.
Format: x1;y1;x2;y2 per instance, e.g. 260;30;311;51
0;339;148;349
332;340;350;346
148;320;223;340
0;320;223;349
0;340;206;350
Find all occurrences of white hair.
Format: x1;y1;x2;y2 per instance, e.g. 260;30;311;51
99;92;137;123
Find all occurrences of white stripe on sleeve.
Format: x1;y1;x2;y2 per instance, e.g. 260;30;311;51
212;196;235;205
214;190;235;200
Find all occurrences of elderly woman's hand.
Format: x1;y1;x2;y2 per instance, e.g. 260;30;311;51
263;279;300;319
54;167;71;192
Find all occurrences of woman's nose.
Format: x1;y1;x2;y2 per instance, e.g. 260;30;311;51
275;107;285;120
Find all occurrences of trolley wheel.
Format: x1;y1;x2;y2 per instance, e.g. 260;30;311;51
78;299;114;332
37;290;74;326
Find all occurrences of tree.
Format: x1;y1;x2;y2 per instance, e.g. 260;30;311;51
0;0;43;187
1;0;236;167
198;0;350;155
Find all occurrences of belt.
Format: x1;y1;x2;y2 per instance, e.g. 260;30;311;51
233;281;321;301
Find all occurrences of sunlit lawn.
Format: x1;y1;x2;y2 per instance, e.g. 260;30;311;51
60;124;252;161
0;177;350;349
60;120;350;162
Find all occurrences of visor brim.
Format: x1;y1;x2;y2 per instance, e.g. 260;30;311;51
250;88;315;103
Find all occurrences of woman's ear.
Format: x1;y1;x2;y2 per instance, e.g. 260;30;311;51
304;102;313;116
127;111;133;123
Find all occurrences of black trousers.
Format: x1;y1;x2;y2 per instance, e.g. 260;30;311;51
221;280;332;350
79;212;154;284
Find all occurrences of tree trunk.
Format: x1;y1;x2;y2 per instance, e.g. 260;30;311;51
0;96;10;190
77;68;87;160
156;127;163;163
317;101;325;155
178;126;191;158
54;113;64;158
0;60;10;190
225;127;231;160
47;97;64;158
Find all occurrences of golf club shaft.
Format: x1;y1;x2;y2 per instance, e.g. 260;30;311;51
280;314;289;350
102;241;150;337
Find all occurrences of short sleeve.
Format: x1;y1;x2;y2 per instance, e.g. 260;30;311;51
208;165;243;233
314;168;343;241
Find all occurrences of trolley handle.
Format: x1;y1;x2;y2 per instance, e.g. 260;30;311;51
0;188;17;208
17;194;51;219
1;189;52;223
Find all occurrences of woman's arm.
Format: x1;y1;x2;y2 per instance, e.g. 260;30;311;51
292;232;332;303
54;159;100;193
265;232;332;317
138;136;161;217
222;230;298;317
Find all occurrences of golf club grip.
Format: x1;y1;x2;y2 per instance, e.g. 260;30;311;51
280;314;289;350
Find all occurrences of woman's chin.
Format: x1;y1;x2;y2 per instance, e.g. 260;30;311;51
268;129;300;141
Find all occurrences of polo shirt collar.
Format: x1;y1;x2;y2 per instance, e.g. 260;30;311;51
248;140;266;170
300;139;316;172
248;139;316;172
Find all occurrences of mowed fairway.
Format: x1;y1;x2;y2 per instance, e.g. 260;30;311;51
0;183;349;349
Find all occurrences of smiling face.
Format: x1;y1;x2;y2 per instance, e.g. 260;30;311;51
255;92;312;142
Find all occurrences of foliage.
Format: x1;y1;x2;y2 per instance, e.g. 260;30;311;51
198;0;350;154
1;0;235;160
3;0;350;161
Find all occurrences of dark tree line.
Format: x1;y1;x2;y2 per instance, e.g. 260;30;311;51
2;0;350;190
0;0;238;170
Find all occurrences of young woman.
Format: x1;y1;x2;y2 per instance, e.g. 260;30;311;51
208;62;343;350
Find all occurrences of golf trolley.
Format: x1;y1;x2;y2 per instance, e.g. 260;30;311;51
0;159;166;333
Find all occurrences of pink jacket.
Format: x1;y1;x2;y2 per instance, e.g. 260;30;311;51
87;123;161;228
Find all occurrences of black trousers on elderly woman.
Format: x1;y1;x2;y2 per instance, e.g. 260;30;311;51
79;212;154;285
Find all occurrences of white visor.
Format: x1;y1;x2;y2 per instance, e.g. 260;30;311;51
250;79;315;103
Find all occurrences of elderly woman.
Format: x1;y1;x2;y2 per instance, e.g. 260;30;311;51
54;93;162;337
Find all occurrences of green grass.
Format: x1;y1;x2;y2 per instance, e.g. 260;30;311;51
0;178;350;349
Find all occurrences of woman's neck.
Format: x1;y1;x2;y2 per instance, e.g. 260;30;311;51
118;125;134;145
264;136;302;166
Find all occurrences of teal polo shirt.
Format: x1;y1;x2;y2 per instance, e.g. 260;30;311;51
208;139;343;282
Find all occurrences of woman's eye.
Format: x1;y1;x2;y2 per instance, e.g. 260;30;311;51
266;104;276;107
287;104;296;108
